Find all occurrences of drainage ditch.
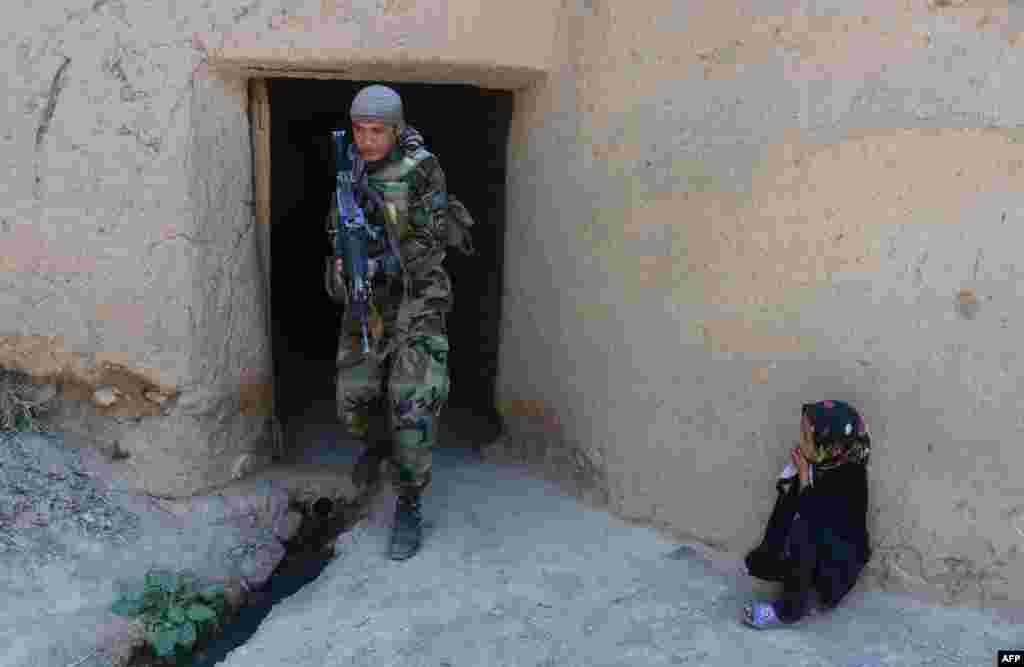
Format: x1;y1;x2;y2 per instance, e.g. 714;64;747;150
126;496;363;667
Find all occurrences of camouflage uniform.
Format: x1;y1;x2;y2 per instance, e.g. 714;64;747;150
329;127;452;495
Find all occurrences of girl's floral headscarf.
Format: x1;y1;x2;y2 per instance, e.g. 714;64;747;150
801;400;871;471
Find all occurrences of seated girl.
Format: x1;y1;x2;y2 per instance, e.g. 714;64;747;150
742;400;872;629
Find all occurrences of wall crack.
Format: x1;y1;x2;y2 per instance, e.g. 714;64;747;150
35;56;71;151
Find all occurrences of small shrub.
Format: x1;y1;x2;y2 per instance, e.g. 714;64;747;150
111;567;228;660
0;368;55;432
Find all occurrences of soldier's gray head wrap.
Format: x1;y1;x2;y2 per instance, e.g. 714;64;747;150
350;85;404;130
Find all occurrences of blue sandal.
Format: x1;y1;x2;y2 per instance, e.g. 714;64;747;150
742;601;786;629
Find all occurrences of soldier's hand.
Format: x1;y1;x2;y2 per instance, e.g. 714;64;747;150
335;258;343;274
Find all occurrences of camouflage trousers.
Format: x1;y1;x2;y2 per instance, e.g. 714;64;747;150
336;261;452;493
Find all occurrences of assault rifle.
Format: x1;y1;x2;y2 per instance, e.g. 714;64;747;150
332;129;378;354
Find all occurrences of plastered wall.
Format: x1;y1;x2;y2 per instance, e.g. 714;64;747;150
498;0;1024;608
2;1;275;497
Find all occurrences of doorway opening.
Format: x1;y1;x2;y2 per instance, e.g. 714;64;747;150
266;78;511;459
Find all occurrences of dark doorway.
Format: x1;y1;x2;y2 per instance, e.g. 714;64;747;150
267;79;510;456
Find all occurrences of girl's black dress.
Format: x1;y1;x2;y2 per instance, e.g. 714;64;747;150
744;462;871;623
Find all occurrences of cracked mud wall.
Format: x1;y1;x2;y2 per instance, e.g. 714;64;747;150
497;0;1024;608
1;3;269;498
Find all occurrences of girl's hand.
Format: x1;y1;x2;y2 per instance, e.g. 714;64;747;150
791;447;811;487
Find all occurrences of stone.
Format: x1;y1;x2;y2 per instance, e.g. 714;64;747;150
173;495;226;525
237;541;286;590
220;577;248;610
333;520;370;560
97;616;147;667
231;453;253;480
666;545;699;561
272;510;303;543
955;289;981;320
92;386;120;407
143;391;169;405
173;388;227;416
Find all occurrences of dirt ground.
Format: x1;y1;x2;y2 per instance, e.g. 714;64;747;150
209;443;1022;667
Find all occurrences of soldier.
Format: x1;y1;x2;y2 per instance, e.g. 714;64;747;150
326;84;467;561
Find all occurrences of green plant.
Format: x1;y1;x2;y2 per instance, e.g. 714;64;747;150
0;368;54;433
111;567;228;660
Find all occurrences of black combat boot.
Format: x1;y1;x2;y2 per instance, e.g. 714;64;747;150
388;490;423;561
352;440;392;490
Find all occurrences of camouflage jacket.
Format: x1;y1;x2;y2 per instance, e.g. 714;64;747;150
326;126;450;277
328;127;458;363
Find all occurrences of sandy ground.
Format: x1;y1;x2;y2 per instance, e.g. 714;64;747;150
211;442;1021;667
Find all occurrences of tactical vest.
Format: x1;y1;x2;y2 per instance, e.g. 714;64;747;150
365;147;432;246
326;133;477;270
365;147;477;258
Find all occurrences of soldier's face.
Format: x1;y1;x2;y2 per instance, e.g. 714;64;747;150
352;120;399;162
